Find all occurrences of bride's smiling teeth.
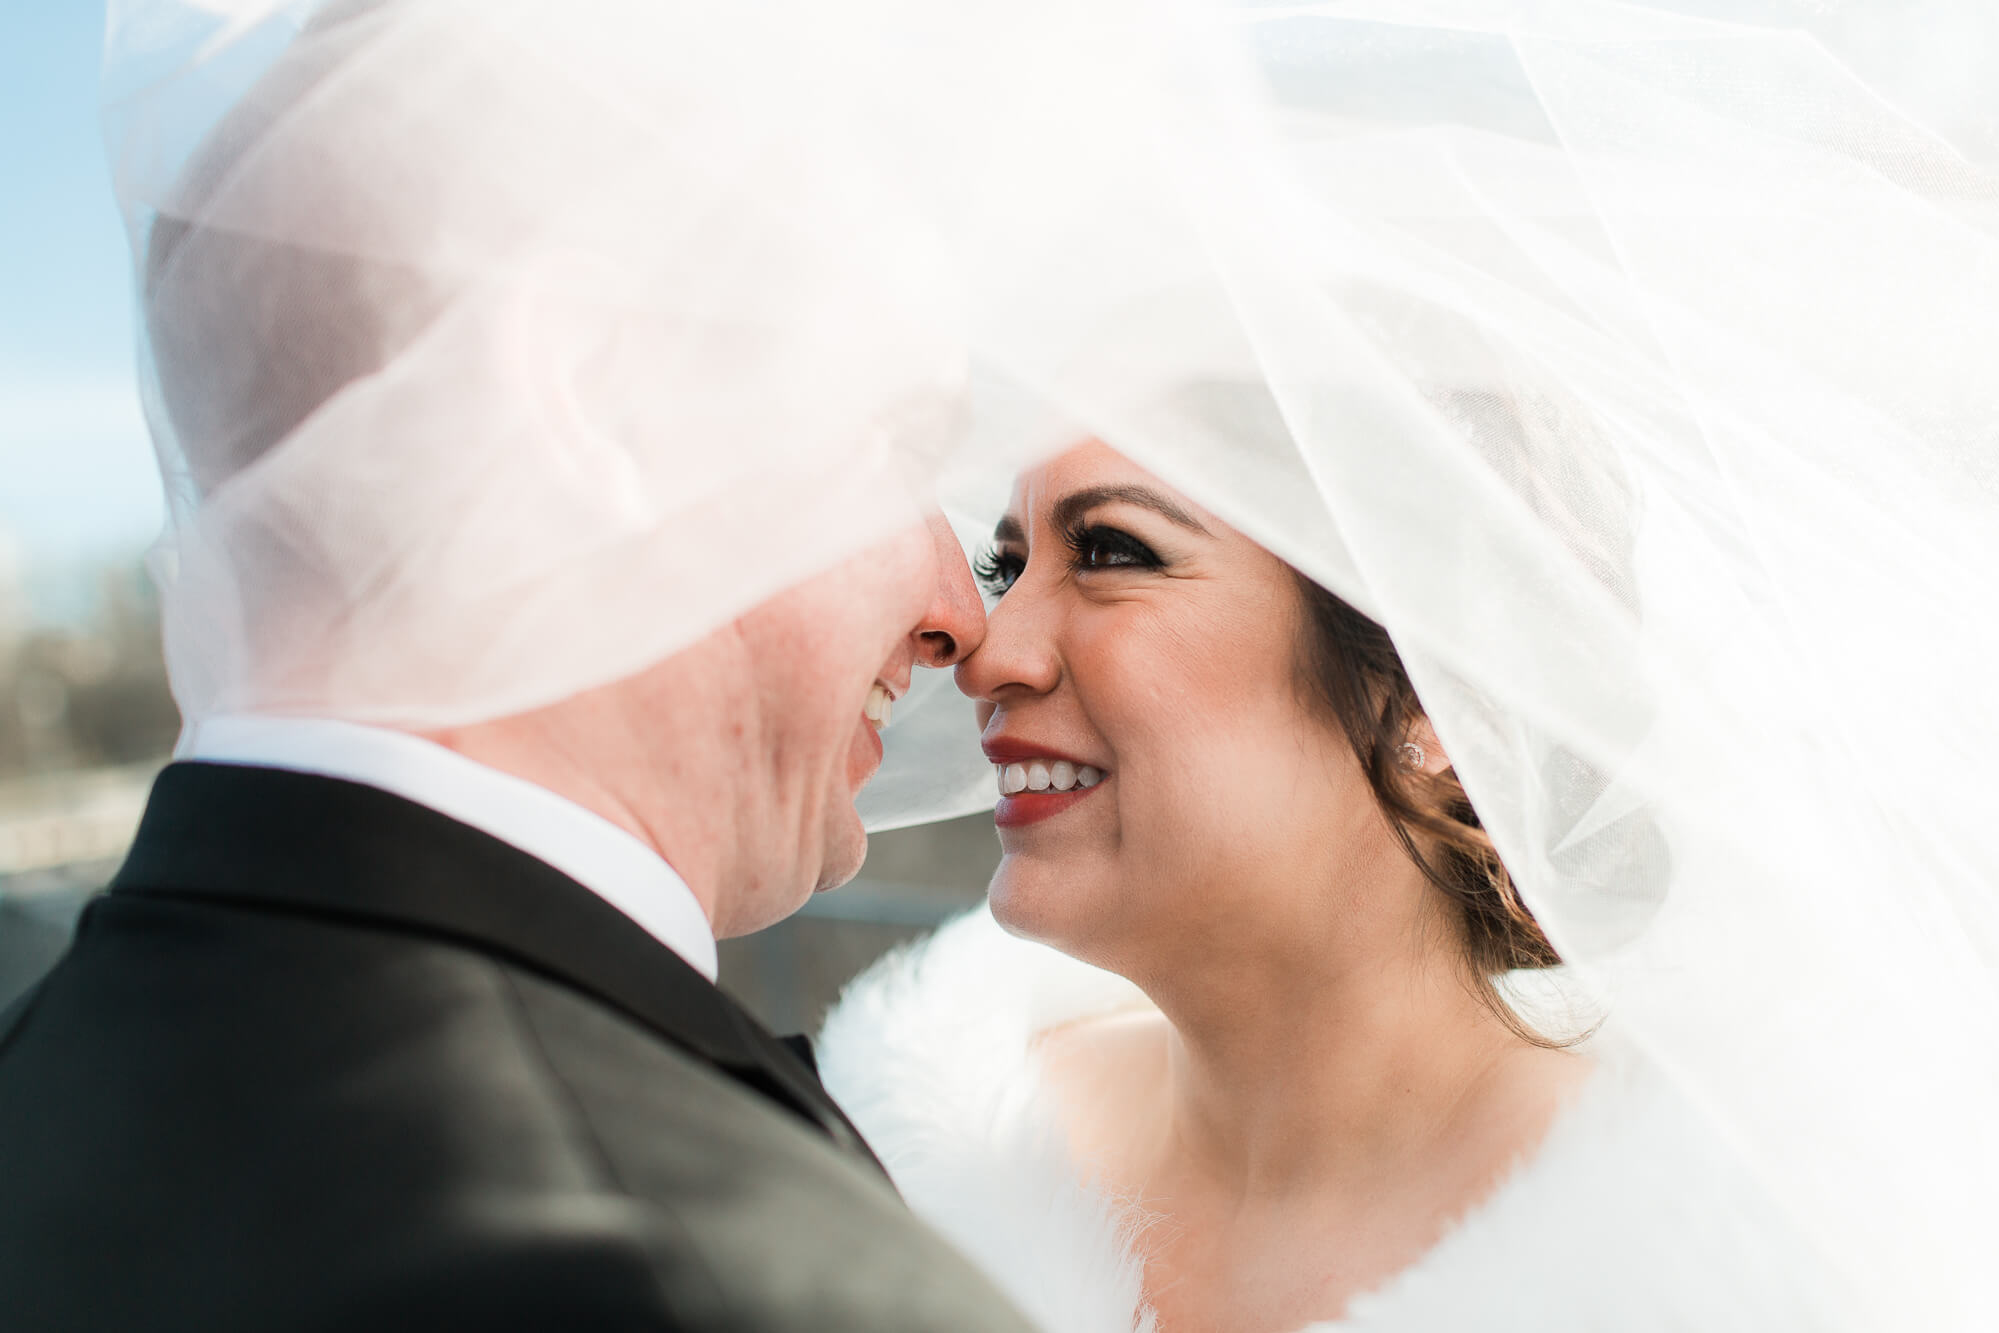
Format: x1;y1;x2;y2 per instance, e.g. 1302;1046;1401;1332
864;682;894;731
997;760;1104;796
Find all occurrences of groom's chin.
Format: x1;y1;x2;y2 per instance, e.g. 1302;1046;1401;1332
813;799;869;895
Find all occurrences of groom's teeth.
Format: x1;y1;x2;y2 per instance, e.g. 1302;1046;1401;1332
993;759;1107;796
865;683;892;729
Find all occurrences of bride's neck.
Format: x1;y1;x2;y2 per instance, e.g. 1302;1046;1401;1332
1136;911;1543;1195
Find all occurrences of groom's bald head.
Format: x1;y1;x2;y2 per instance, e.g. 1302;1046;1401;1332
146;222;443;492
142;3;447;492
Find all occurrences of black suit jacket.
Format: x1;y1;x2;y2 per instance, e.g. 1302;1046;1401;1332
0;763;1030;1332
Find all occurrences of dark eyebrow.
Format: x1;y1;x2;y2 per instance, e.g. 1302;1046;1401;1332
993;513;1025;545
1052;484;1211;537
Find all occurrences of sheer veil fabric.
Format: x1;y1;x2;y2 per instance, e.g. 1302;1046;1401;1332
108;1;1999;1325
107;0;975;725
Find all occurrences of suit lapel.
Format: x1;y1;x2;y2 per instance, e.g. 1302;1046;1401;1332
109;762;886;1175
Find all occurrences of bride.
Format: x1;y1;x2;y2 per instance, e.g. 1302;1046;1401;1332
820;438;1837;1333
812;7;1999;1328
926;439;1589;1327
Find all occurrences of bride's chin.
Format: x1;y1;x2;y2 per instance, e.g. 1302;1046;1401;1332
987;859;1112;956
985;880;1039;940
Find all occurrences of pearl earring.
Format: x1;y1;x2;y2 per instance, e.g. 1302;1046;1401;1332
1397;741;1426;770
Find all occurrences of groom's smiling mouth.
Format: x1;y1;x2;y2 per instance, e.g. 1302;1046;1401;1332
848;678;906;794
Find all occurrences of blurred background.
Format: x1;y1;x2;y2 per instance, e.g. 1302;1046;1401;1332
0;3;997;1034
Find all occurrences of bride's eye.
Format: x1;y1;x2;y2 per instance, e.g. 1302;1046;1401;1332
1065;522;1161;573
972;545;1025;596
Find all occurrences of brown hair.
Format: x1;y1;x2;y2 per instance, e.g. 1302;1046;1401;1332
1290;573;1563;1040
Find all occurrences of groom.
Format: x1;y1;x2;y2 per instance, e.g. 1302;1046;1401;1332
0;10;1028;1333
0;543;1025;1333
0;518;1024;1332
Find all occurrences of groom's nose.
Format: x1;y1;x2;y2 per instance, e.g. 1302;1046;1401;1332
912;510;987;668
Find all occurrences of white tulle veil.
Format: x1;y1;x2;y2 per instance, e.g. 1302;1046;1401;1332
107;0;980;724
107;0;1999;1325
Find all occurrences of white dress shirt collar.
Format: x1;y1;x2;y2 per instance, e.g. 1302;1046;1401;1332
178;715;719;982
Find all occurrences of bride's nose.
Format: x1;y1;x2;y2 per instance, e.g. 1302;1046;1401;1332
912;511;987;669
954;571;1061;702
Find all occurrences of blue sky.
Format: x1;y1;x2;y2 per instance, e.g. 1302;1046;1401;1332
0;2;165;618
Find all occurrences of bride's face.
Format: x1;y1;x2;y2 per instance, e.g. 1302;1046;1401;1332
958;442;1395;978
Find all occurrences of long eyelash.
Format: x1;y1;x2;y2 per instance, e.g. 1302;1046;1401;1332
971;545;1006;584
1060;519;1163;569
